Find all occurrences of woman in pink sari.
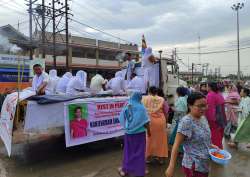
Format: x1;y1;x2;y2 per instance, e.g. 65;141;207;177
224;84;240;140
205;82;226;149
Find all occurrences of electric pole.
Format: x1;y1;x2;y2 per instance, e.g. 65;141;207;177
32;0;72;70
52;0;56;68
198;34;201;64
158;50;163;88
26;0;38;60
191;63;194;85
65;0;69;71
42;0;46;58
231;2;244;80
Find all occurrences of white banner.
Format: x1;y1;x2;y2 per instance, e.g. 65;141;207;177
65;97;128;147
0;90;35;156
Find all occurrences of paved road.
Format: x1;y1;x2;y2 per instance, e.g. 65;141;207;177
0;136;250;177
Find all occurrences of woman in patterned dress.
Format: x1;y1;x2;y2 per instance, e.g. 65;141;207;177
166;92;219;177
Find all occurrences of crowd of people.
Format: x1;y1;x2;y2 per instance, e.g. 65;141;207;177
24;46;250;177
118;80;250;177
30;47;158;97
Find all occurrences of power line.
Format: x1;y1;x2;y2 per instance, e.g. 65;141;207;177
72;0;118;29
71;18;134;44
11;20;30;26
0;2;27;15
177;46;250;55
69;25;98;38
11;0;27;8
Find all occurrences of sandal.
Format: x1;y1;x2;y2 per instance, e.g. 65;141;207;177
228;142;237;148
117;167;127;177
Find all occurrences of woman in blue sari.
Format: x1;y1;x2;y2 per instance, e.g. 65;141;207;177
118;92;151;177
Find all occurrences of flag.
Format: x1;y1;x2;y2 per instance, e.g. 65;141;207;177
141;34;147;55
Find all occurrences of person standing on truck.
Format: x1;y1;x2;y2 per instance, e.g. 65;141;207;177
32;64;49;95
142;47;157;91
124;52;135;81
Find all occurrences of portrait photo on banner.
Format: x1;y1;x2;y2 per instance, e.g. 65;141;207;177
68;104;88;139
64;98;128;147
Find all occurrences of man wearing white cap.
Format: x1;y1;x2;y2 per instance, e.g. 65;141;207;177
142;47;158;90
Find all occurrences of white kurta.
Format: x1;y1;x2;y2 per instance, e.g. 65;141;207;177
32;72;49;92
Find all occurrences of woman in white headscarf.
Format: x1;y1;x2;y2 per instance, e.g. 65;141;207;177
106;71;125;95
56;72;73;94
45;69;60;95
66;70;87;95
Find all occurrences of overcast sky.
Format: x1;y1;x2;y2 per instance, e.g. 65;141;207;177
0;0;249;76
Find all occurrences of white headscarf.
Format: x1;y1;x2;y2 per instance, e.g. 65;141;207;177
75;70;87;88
115;71;123;78
66;70;87;95
49;69;58;78
56;72;72;94
63;72;73;79
45;69;60;95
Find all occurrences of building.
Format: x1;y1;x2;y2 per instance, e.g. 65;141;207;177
0;24;139;80
179;71;203;83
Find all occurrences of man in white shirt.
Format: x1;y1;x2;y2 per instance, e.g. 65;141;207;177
124;52;135;81
32;64;49;95
90;71;107;92
106;71;125;95
127;73;146;94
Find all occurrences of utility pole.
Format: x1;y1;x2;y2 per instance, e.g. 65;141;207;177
18;20;20;31
232;2;244;80
26;0;38;60
33;0;72;70
198;34;201;64
42;0;46;58
65;0;69;71
191;63;194;85
171;51;174;74
29;0;33;60
158;50;163;88
52;0;56;68
174;48;180;85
